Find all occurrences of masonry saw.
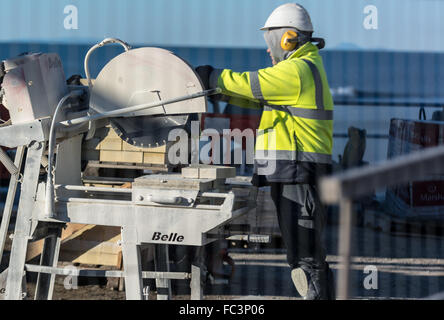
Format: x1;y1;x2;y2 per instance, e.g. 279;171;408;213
2;38;218;142
87;43;211;148
84;39;218;149
0;38;261;301
0;38;222;218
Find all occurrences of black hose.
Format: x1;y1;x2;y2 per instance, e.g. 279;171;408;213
312;37;326;50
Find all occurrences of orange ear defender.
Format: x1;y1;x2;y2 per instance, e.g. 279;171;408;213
280;30;299;51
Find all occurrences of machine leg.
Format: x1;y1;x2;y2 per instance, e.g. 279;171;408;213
34;226;62;300
6;146;44;300
190;246;205;300
0;146;25;265
154;244;171;300
337;198;353;300
121;226;143;300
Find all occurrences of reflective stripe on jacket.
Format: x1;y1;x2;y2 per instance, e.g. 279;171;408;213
214;42;334;184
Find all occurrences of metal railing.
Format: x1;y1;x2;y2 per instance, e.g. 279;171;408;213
320;144;444;299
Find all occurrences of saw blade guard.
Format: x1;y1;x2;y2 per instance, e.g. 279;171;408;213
89;47;207;147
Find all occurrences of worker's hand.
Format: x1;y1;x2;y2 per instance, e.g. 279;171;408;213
195;65;214;90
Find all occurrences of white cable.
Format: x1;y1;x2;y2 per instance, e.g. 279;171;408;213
44;90;83;219
58;88;222;127
84;38;131;90
83;38;131;140
0;119;11;127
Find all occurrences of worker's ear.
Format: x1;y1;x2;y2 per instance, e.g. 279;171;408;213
280;30;298;51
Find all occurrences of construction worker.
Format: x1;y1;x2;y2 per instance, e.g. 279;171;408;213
196;3;334;299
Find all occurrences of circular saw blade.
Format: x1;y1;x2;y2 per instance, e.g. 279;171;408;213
110;114;189;148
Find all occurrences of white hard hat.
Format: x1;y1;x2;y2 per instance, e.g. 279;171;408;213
260;3;314;32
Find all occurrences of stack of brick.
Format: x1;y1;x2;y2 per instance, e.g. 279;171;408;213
81;125;170;166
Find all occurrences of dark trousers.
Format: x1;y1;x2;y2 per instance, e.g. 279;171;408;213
270;183;327;270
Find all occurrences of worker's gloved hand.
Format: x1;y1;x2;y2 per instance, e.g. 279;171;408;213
195;65;214;90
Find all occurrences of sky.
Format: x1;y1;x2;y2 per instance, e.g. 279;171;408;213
0;0;443;52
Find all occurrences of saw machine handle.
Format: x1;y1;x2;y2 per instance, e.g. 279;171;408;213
58;88;222;127
84;38;131;90
148;195;181;205
146;195;190;205
83;38;131;140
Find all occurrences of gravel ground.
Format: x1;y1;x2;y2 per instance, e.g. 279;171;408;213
10;220;444;301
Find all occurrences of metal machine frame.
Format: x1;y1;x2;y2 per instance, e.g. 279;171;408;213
0;39;258;300
0;118;257;300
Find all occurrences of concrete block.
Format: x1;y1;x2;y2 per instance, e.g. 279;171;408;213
100;150;143;164
100;138;123;151
181;167;199;179
143;152;167;165
133;174;214;191
182;165;236;179
122;141;143;152
123;141;167;153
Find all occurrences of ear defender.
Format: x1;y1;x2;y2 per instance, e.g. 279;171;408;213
280;30;299;51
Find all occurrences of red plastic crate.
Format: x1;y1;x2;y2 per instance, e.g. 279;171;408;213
386;119;444;218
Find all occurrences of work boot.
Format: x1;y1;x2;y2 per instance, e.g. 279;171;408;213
291;265;331;300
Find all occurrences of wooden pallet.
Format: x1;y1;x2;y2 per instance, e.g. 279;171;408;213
85;161;168;172
58;225;122;267
3;181;132;269
4;224;122;268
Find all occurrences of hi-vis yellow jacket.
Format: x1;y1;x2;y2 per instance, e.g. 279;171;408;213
213;42;334;184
